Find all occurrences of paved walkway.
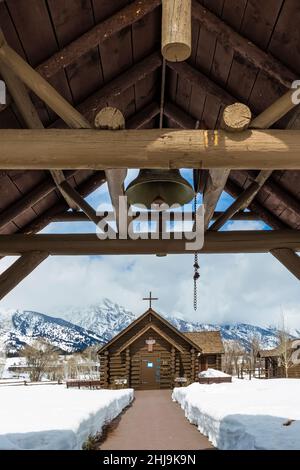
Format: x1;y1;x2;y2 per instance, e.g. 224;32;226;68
100;390;213;450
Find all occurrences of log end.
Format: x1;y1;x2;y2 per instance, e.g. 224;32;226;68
222;103;252;132
162;42;191;62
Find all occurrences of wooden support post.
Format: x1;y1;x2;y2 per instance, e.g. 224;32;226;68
0;251;48;300
271;248;300;280
0;231;299;256
0;30;90;129
171;347;176;387
162;0;191;62
203;103;252;230
94;107;126;228
1;129;300;170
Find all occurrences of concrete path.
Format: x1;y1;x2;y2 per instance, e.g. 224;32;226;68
100;390;213;450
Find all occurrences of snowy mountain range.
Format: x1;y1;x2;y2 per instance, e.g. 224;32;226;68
0;298;294;355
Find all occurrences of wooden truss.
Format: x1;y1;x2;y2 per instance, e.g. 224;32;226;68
0;0;299;301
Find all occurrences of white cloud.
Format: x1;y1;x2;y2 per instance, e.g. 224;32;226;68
0;250;299;329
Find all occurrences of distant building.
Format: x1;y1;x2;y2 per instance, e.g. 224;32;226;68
98;308;224;390
258;339;300;378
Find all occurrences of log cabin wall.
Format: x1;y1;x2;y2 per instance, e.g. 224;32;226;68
98;309;224;389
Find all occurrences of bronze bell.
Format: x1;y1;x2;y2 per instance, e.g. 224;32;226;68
125;169;195;208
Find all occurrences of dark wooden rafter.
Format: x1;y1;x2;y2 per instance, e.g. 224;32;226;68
167;60;235;105
127;102;160;129
36;0;162;80
76;52;162;124
0;231;299;256
164;101;198;128
192;0;296;88
225;179;287;230
0;251;48;301
271;249;300;281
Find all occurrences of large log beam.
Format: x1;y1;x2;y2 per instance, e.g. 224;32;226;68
0;251;48;300
0;30;90;129
36;0;161;79
52;210;260;223
0;231;299;256
0;50;78;210
0;129;300;170
192;1;296;88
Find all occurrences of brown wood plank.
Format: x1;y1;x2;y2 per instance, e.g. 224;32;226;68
268;0;300;74
47;0;103;106
239;0;285;50
222;0;248;31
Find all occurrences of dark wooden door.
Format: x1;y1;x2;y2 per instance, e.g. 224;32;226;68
140;355;161;389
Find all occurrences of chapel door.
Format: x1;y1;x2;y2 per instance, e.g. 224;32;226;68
140;355;161;389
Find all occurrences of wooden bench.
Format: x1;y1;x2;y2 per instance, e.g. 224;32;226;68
66;379;101;389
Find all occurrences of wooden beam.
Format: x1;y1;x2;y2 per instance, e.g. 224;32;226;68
0;231;299;256
77;52;162;124
58;181;100;226
1;129;300;170
0;30;90;129
192;0;296;88
0;55;79;210
36;0;161;79
0;251;48;300
251;89;299;129
52;210;260;223
203;169;230;230
167;60;235;105
225;179;287;230
162;0;191;62
270;248;300;280
127;102;160;129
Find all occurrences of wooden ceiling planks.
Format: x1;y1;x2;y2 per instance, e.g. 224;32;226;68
47;0;104;107
132;8;160;115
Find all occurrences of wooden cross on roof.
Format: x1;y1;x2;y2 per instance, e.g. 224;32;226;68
143;291;158;309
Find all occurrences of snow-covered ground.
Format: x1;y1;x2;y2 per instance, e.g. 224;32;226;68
173;379;300;450
0;385;134;450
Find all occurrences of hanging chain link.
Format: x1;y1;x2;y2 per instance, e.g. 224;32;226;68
193;194;200;311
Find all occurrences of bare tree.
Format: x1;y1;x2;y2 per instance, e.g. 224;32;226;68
277;316;294;378
22;339;60;382
249;333;261;371
224;340;245;375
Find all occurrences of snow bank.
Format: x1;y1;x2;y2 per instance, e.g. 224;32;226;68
173;379;300;450
0;385;134;450
198;368;231;378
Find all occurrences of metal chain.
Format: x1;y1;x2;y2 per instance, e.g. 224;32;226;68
193;194;200;311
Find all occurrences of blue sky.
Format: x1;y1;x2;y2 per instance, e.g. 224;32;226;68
0;171;298;329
